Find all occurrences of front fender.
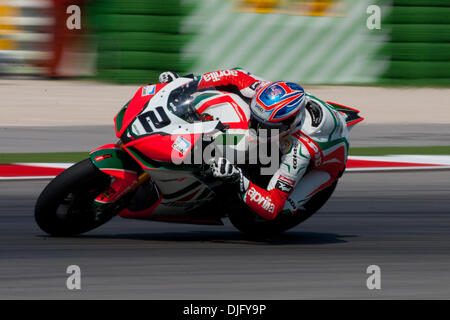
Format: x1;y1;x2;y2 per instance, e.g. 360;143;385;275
89;144;143;205
89;143;141;174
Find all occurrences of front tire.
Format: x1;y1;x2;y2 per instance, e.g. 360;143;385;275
35;159;114;236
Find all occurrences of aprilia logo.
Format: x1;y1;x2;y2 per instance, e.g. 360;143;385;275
203;70;238;82
247;187;275;213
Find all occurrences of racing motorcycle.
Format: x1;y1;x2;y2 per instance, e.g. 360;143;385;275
35;77;363;238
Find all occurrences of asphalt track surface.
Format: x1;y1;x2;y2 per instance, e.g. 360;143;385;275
1;171;449;299
2;123;450;153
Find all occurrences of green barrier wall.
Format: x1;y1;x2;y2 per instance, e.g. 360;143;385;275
92;0;196;84
380;0;450;85
170;0;389;85
92;0;388;85
91;0;450;85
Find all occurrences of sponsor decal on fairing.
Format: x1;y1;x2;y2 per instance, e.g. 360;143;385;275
141;85;156;96
172;136;191;156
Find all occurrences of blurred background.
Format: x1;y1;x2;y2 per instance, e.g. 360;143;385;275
2;1;450;300
0;0;448;85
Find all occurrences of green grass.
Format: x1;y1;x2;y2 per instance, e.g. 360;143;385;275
1;146;449;164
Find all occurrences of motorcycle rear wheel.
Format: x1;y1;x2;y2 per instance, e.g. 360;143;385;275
228;181;337;239
35;159;115;236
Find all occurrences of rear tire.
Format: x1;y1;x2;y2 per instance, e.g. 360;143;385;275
228;181;337;239
35;159;114;236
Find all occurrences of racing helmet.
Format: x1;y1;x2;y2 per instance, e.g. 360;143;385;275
249;81;307;140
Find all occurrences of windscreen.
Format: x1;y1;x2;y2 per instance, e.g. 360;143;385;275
167;79;201;123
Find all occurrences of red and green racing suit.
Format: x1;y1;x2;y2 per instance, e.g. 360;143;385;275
171;68;350;220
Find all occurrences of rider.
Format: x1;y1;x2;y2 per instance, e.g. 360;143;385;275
158;69;350;220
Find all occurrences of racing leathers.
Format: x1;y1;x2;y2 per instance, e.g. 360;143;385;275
161;69;350;221
239;99;350;220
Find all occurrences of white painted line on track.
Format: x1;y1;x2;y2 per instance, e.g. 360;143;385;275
0;176;58;181
3;156;450;181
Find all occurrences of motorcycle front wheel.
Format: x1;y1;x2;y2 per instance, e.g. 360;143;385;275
35;158;115;236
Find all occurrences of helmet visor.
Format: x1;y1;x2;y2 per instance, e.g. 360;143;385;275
249;113;295;133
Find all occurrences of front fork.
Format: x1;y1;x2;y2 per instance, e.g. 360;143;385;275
89;143;150;207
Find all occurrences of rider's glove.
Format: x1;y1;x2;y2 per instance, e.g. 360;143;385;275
210;157;249;193
159;71;179;83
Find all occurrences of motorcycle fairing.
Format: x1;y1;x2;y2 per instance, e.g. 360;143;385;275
115;83;168;139
98;78;255;224
89;144;141;205
124;145;201;173
118;188;163;219
326;101;364;129
118;169;222;225
127;133;201;163
116;78;251;168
